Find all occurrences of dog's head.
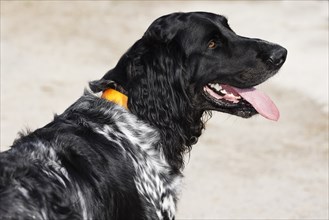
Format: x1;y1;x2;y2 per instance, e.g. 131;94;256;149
91;12;287;168
142;12;287;120
94;12;287;120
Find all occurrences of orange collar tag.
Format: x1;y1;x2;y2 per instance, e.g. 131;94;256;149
101;89;128;109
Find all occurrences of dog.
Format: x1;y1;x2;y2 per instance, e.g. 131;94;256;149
0;12;287;220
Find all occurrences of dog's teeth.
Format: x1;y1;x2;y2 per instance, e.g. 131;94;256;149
214;84;222;91
220;89;227;94
208;83;222;91
226;93;241;99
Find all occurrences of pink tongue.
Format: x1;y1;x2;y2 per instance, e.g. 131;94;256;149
232;87;280;121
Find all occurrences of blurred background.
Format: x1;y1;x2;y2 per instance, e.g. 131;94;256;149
1;1;328;219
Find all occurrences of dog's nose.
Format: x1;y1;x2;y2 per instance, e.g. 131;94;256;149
267;47;287;68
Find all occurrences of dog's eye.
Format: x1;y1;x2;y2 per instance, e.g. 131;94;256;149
208;40;217;49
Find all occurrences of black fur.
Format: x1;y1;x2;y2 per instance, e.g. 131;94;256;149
0;12;287;220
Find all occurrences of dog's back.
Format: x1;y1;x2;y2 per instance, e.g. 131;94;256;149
0;94;181;220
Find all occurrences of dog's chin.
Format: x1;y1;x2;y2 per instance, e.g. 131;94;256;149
201;83;258;118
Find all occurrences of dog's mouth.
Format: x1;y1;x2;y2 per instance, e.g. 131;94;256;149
203;82;279;121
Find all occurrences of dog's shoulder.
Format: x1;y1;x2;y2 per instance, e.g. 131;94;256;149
0;93;182;219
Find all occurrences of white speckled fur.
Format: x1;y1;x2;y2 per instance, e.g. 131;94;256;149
95;105;182;219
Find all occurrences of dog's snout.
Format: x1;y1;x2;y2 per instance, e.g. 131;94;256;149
267;47;287;68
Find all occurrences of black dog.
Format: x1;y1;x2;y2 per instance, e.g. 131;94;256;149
0;12;287;220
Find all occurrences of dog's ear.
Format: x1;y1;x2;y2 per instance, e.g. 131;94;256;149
127;39;188;119
127;38;204;171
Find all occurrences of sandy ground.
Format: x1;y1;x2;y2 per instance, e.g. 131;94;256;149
1;1;328;219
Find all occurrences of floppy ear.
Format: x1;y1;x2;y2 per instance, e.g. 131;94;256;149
128;41;188;115
128;39;199;170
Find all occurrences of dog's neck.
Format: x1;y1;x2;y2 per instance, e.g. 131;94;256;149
102;88;128;109
100;81;129;109
99;80;205;171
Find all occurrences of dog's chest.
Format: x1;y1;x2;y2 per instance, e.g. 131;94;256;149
131;148;182;220
123;127;182;220
95;107;182;219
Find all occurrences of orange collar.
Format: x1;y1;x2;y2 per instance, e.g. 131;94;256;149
101;88;128;109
